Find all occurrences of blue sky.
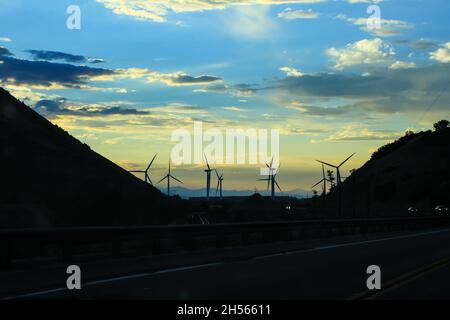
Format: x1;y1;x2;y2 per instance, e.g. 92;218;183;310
1;0;450;192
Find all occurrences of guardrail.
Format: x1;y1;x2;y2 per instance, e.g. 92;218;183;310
1;217;449;269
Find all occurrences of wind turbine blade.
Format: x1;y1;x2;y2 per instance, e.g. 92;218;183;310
170;175;184;184
274;179;282;192
157;175;168;184
322;164;326;180
311;180;323;188
147;174;153;185
204;154;210;170
215;169;220;179
129;170;145;173
265;162;271;169
338;153;356;168
146;153;158;171
316;160;337;168
270;156;274;168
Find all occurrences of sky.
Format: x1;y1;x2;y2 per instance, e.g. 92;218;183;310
1;0;450;192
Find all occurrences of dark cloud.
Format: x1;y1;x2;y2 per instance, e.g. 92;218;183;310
0;46;13;57
269;64;450;116
394;39;439;51
0;55;114;88
172;74;222;85
197;83;257;96
34;99;149;117
27;50;104;64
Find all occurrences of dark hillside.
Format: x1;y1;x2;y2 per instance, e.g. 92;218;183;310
0;87;186;228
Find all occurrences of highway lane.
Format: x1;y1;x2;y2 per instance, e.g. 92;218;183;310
8;228;450;300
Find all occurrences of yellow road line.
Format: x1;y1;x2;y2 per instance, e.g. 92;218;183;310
347;255;450;300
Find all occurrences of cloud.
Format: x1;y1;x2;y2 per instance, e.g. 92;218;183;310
280;66;305;77
389;60;416;70
286;101;349;116
147;72;222;86
0;47;222;90
0;54;114;89
327;127;402;142
394;38;438;51
326;38;395;70
278;8;319;20
222;106;247;112
224;5;276;40
0;37;12;42
195;83;257;97
430;42;450;63
270;63;450;118
96;0;325;23
34;99;150;117
0;46;13;56
336;14;414;37
27;50;104;64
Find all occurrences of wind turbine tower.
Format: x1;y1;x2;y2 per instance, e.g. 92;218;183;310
157;160;183;196
204;155;213;199
215;169;224;199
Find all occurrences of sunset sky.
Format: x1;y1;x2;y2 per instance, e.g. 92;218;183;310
1;0;450;192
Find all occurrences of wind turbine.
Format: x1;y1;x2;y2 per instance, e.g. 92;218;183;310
311;164;329;196
316;153;356;217
157;160;183;196
204;155;213;199
258;157;282;199
316;153;356;187
129;153;157;185
215;169;224;199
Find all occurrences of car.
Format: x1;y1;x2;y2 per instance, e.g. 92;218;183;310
434;205;449;214
408;206;419;215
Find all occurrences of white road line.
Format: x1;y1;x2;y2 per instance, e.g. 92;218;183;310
2;262;223;300
3;228;449;299
255;229;450;260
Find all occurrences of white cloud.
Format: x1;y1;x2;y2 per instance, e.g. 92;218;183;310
224;5;276;40
0;37;12;42
278;8;319;20
326;38;395;70
280;67;305;77
336;14;414;37
96;0;325;23
430;42;450;63
389;60;417;70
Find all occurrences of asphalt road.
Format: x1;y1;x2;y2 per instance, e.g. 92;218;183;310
5;228;450;300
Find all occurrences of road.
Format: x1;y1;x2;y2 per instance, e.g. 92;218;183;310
4;228;450;300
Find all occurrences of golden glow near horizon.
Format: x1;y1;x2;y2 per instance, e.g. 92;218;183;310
1;0;449;191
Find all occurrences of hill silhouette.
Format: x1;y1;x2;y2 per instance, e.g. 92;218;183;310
314;125;450;217
0;87;187;229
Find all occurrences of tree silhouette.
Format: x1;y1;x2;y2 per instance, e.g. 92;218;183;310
327;170;336;190
433;120;449;132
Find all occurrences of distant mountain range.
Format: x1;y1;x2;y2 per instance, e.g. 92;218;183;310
158;186;310;199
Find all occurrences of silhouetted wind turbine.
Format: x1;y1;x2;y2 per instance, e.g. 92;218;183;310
316;153;356;217
258;157;282;199
311;164;329;196
316;153;356;187
157;160;183;196
129;153;157;185
204;155;213;199
215;169;224;199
